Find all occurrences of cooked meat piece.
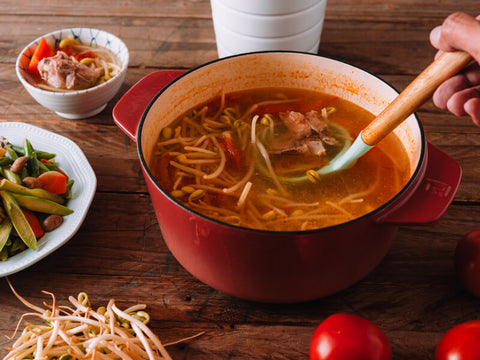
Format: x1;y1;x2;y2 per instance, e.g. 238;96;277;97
306;140;326;156
269;135;326;156
0;136;9;148
38;51;104;90
10;156;30;173
319;132;339;146
279;111;312;139
305;110;338;146
269;109;340;156
305;110;328;133
22;176;43;189
269;134;309;154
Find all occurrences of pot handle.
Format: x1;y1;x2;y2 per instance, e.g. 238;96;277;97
377;142;462;225
112;70;186;142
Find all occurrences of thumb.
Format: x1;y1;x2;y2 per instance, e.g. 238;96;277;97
430;12;480;64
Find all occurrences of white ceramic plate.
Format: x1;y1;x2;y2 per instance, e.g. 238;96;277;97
0;122;96;276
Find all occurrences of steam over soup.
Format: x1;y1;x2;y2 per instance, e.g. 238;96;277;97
150;88;410;231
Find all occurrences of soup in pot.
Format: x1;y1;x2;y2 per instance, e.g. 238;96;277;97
150;88;410;231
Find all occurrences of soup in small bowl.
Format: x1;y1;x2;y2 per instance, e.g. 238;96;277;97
16;28;129;119
113;52;461;303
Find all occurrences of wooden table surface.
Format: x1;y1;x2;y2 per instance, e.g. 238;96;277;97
1;1;480;359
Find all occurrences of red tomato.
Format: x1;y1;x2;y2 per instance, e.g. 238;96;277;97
76;50;96;61
59;45;76;57
310;313;392;360
219;136;242;172
435;321;480;360
455;229;480;297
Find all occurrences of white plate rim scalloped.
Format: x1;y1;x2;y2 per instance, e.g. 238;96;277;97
0;122;96;276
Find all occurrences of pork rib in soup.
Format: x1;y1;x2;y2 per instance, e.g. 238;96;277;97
150;88;410;231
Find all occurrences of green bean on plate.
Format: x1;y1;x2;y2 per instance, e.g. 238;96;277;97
0;136;74;260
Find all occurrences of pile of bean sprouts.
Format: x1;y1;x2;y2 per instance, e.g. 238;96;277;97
3;280;202;360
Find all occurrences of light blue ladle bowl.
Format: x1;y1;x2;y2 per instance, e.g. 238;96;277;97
318;50;472;176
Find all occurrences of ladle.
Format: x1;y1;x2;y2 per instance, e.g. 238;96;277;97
317;51;472;175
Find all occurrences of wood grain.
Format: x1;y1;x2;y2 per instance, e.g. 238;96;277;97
0;1;479;359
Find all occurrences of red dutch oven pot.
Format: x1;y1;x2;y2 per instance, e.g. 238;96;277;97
113;52;461;303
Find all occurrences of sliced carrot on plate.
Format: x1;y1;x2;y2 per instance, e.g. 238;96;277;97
37;171;68;195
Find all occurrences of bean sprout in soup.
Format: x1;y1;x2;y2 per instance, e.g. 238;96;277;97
150;88;410;231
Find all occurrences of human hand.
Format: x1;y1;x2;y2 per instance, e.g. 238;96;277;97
429;12;480;126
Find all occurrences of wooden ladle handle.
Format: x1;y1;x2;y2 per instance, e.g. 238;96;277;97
361;51;473;146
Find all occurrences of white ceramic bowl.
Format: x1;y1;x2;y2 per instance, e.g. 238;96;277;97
216;39;320;58
217;0;320;15
213;20;324;56
16;28;129;119
211;0;327;38
0;122;96;277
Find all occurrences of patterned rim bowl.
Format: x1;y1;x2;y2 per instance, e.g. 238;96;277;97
16;28;129;119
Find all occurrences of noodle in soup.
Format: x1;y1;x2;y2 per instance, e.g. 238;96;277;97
150;88;410;231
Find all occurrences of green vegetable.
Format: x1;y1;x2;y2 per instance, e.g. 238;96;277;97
40;161;58;171
0;158;13;166
0;247;8;261
4;144;18;160
0;190;36;250
2;168;22;184
0;138;74;260
10;237;26;252
0;218;12;252
38;160;50;172
0;179;64;204
24;138;40;178
11;193;73;216
64;179;74;199
10;145;56;160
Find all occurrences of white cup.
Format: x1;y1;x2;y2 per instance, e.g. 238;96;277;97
210;0;327;58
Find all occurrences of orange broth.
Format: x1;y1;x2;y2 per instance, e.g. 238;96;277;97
150;88;410;231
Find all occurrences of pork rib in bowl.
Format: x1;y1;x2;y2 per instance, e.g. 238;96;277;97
113;52;461;303
16;28;129;119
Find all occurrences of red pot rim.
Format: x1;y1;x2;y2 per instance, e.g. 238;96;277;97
136;51;427;234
